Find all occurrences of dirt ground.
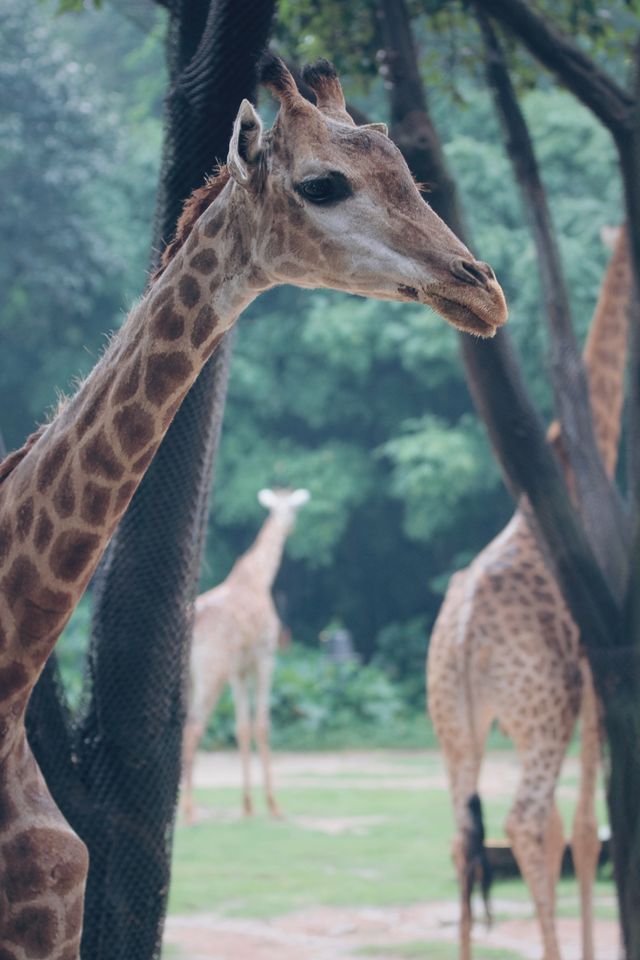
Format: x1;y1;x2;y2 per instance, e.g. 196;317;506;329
163;751;619;960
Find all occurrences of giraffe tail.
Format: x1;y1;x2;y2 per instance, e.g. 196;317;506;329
463;793;493;929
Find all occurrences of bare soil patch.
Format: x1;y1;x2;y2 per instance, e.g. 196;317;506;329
165;750;616;960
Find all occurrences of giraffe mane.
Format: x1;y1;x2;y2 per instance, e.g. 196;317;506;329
150;165;231;285
0;425;48;485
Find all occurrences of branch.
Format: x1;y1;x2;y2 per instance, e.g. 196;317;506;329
478;12;629;591
470;0;633;143
377;0;624;657
623;38;640;564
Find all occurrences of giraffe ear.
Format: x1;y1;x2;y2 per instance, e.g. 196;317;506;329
228;99;264;188
290;489;311;507
360;122;388;137
258;488;277;509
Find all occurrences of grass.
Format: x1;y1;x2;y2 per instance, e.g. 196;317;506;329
168;750;614;921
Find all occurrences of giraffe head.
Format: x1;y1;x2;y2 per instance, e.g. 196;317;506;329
226;56;507;337
257;487;311;533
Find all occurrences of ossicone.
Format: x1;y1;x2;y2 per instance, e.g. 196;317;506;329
302;57;352;124
258;52;299;106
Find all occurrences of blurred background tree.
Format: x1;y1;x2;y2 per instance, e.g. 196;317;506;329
4;0;625;678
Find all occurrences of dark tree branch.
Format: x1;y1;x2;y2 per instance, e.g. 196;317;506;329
622;39;640;531
478;12;629;592
378;0;624;662
470;0;633;142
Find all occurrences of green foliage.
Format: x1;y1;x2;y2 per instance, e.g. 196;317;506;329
5;1;625;686
202;645;427;751
372;616;429;709
380;414;501;542
0;0;163;448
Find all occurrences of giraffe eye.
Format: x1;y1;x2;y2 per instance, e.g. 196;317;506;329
296;172;352;205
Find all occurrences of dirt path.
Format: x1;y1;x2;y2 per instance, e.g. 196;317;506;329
164;750;617;960
164;901;620;960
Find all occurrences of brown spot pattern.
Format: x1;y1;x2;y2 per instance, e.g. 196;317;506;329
153;303;185;342
7;905;59;957
81;482;111;526
15;498;34;542
0;661;28;699
131;448;156;475
49;530;100;583
145;352;192;406
191;304;218;349
36;437;69;494
178;274;201;308
21;582;72;643
115;480;136;511
149;285;173;313
81;430;124;482
113;403;155;458
76;380;110;440
190;248;218;273
3;556;38;611
203;209;226;237
113;353;142;405
52;469;76;520
34;510;54;551
0;516;11;565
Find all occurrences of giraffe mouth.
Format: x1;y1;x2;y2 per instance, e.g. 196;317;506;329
426;293;500;338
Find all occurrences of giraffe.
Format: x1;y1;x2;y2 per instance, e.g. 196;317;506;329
427;225;630;960
181;487;310;825
0;56;507;958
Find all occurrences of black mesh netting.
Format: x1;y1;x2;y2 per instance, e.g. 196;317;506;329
25;1;276;958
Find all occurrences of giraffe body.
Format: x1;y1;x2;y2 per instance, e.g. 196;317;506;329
0;57;507;956
428;226;630;960
182;488;309;823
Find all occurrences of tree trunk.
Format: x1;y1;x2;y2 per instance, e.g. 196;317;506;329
380;1;640;952
27;2;275;958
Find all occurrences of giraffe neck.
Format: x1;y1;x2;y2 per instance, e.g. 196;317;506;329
0;180;264;729
232;513;292;591
582;226;631;477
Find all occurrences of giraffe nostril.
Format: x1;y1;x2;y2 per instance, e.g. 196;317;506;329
451;258;493;287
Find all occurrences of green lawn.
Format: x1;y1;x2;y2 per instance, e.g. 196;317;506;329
168;750;613;921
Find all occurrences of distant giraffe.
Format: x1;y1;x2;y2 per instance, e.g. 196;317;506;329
182;487;309;824
428;226;630;960
0;56;507;957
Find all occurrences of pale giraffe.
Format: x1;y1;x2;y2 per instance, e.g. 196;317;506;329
0;56;507;958
427;225;630;960
182;487;309;825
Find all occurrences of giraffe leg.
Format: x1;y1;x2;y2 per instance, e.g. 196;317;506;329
255;655;281;818
571;664;601;960
506;748;566;960
451;763;481;960
442;744;489;960
231;676;253;816
545;803;565;909
181;668;228;825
